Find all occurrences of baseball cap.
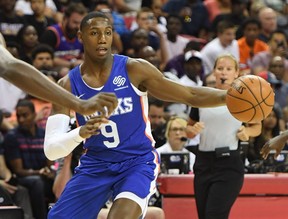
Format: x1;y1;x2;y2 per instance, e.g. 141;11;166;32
184;50;202;62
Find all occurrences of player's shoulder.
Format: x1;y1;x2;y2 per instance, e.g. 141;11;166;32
126;57;152;70
57;74;71;92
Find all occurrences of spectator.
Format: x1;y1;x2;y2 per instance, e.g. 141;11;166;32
251;29;288;76
248;106;284;164
166;50;204;117
148;99;167;148
3;99;55;219
258;7;277;43
30;44;58;129
164;40;202;78
0;0;27;43
40;2;87;71
200;20;239;75
164;14;189;61
0;43;26;117
124;7;169;68
16;25;39;64
211;0;248;39
0;110;34;219
237;17;269;72
24;0;57;38
258;56;288;111
157;116;196;171
178;0;211;40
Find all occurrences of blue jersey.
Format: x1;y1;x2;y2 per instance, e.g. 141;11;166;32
69;54;155;162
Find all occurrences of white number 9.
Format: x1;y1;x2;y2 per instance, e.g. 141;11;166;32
101;120;120;148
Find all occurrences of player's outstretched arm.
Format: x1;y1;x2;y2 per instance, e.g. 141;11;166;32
128;58;226;108
0;44;118;115
260;130;288;159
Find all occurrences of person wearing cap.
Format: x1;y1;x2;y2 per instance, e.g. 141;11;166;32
166;50;204;117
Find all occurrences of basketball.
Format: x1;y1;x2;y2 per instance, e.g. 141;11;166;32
226;75;274;123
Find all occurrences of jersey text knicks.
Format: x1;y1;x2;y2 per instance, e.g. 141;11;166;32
83;97;133;121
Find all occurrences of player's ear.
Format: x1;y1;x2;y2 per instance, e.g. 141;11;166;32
78;31;83;43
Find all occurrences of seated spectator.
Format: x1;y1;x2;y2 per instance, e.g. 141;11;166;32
157;116;195;171
16;25;39;64
164;40;202;78
211;0;248;39
178;0;211;40
122;7;168;69
166;50;204;117
247;106;284;164
237;18;269;72
148;99;167;148
0;110;34;219
3;99;55;219
251;30;288;78
40;2;87;72
257;7;277;43
0;0;27;43
24;0;57;38
200;20;239;75
164;14;190;61
124;28;152;58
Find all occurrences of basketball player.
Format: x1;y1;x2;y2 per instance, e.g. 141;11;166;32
45;12;228;219
261;130;288;159
0;34;117;116
187;54;261;219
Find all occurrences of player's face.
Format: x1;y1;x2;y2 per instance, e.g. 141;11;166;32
79;17;113;59
213;57;239;90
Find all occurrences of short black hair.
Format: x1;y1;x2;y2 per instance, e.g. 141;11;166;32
16;99;35;113
31;44;54;60
269;29;288;42
217;20;235;33
80;11;111;31
241;18;261;30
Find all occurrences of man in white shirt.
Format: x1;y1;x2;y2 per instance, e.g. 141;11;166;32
200;20;239;75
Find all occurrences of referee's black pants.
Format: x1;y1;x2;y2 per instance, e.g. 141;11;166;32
193;150;244;219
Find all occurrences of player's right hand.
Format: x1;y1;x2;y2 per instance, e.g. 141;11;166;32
79;92;118;116
79;116;109;139
260;133;287;160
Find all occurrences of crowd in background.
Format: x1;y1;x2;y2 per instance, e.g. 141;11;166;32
1;0;288;218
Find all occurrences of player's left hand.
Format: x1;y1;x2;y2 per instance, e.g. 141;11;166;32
80;116;109;139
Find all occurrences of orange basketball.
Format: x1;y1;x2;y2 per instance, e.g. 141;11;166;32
226;75;274;123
